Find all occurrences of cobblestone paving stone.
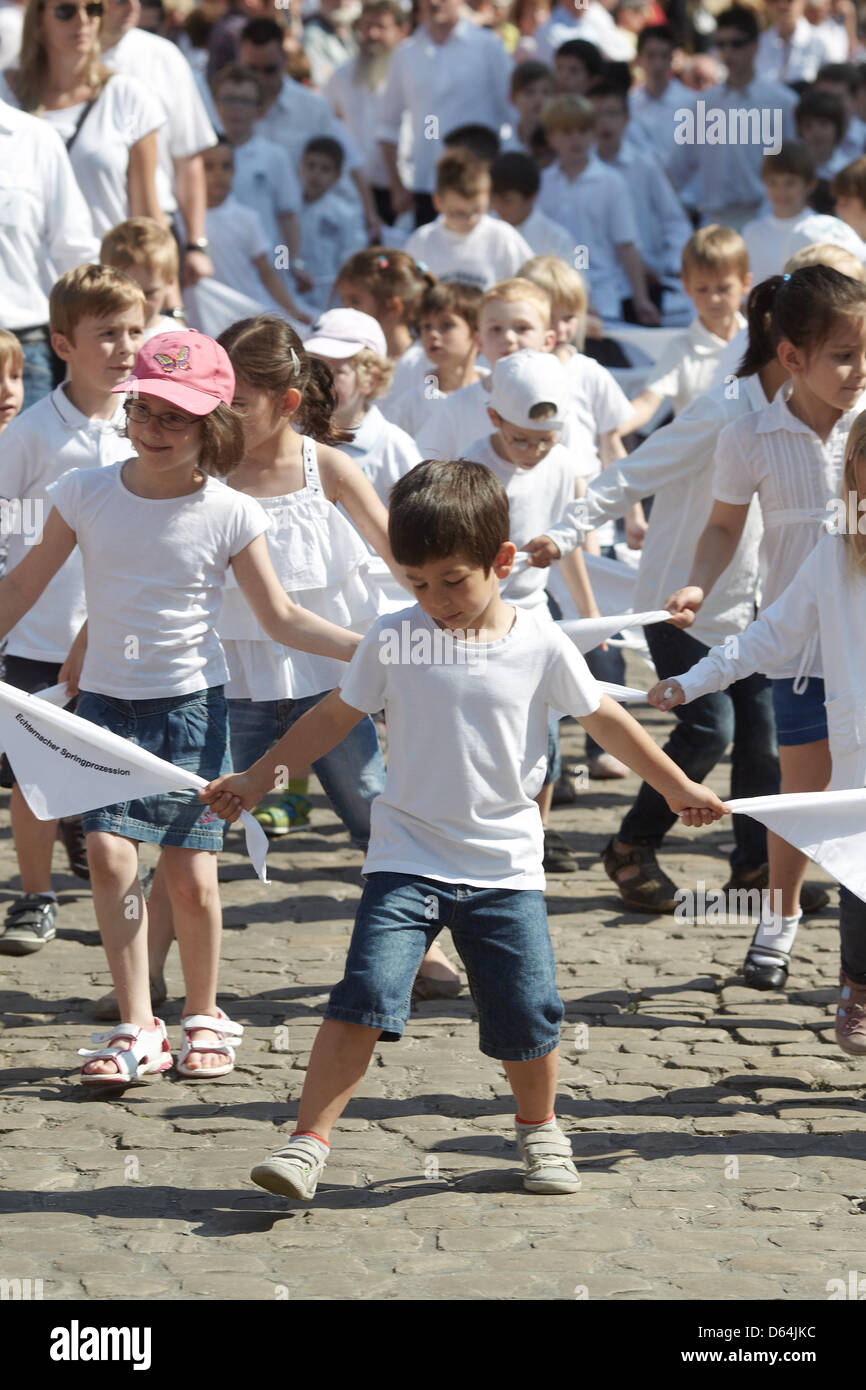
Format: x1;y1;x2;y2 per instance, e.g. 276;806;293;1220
2;668;865;1302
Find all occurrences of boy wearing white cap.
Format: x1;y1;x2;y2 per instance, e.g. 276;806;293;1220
305;309;421;509
466;349;601;873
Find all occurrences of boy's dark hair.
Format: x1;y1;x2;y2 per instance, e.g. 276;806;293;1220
637;22;676;52
591;78;630;107
388;459;509;571
510;59;553;96
240;17;284;45
435;148;490;198
418;279;484;333
796;88;847;143
831;154;866;201
816;61;862;95
761;141;815;182
490;150;540;199
303;135;344;170
736;264;866;377
212;62;265;103
714;6;759;41
443;123;501;166
555;38;605;77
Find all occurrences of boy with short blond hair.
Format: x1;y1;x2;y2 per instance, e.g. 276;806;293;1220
624;225;751;433
538;94;659;326
0;265;146;956
100;217;183;341
404;150;534;291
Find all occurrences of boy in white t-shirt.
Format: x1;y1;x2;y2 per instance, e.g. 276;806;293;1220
201;457;728;1202
203;140;311;325
100;217;188;343
0;265;146;956
624;226;751;434
296;136;369;315
383;280;485;438
404;150;534;292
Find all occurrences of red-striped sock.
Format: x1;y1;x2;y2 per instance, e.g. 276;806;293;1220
291;1130;330;1149
515;1110;555;1128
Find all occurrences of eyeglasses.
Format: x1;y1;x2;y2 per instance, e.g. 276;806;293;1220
124;399;196;432
716;35;752;49
52;2;103;18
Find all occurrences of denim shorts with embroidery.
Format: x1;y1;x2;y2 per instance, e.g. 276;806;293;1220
325;872;563;1061
76;687;231;849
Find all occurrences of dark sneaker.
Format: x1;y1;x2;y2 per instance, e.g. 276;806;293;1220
836;971;866;1055
0;894;58;955
543;827;577;873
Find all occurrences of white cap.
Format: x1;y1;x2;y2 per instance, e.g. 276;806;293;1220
487;350;568;431
304;308;387;360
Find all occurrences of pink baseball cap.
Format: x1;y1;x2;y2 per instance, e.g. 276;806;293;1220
304;308;387;360
112;330;235;416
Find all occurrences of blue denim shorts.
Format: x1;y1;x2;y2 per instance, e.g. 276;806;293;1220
76;687;231;849
228;692;384;848
326;872;563;1060
770;677;828;747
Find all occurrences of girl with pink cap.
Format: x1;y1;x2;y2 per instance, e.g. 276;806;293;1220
0;328;363;1087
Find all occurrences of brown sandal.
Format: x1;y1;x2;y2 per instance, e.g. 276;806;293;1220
601;838;680;914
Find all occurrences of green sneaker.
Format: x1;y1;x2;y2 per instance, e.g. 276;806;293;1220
253;792;313;839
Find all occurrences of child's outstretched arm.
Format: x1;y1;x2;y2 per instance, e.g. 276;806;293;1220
579;694;729;824
59;620;88;698
318;445;412;592
0;509;77;644
231;534;362;661
200;689;365;819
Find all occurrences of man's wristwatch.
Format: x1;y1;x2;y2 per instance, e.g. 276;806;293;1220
184;239;210;254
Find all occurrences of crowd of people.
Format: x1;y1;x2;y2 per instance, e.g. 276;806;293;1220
3;0;866;1201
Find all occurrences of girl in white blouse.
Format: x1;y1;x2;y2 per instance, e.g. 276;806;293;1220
664;265;866;991
3;0;163;235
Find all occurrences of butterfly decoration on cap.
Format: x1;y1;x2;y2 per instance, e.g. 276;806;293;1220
154;345;192;373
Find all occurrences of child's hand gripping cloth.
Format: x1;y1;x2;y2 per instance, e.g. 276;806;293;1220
0;681;269;882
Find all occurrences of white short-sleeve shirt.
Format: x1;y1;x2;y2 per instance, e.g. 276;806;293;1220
47;462;270;697
339;603;601;887
404;214;534;292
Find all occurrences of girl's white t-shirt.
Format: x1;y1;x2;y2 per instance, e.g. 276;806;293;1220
339;603;602;888
13;74;165;237
47;462;269;698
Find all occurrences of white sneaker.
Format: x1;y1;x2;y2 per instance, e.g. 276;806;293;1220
250;1135;328;1200
515;1119;581;1194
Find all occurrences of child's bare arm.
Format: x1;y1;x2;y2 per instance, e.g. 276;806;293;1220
59;620;88;697
0;509;77;643
319;446;412;591
619;389;663;437
666;499;750;627
200;689;365;818
579;694;729;823
252;253;311;325
231;534;361;661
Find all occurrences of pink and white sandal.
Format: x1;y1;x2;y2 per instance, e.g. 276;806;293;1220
176;1010;243;1079
78;1018;173;1087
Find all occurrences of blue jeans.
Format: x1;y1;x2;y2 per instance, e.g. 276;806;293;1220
618;622;780;871
227;692;385;848
326;872;563;1059
20;339;54;412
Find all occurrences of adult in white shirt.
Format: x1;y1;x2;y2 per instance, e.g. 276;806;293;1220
533;0;625;64
0;96;97;409
239;16;379;239
667;7;798;230
3;0;163;237
756;0;831;83
628;23;693;159
376;0;512;225
325;0;409;225
99;0;217;289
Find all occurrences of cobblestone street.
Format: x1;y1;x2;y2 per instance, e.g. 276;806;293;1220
1;674;864;1303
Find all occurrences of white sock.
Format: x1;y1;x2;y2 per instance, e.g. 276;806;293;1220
289;1131;330;1156
750;909;802;962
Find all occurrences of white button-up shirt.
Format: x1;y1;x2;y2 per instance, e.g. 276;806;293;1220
375;19;512;194
628;77;694;161
537;155;639;320
597;139;692;279
755;16;830;83
326;54;411;190
0;98;98;328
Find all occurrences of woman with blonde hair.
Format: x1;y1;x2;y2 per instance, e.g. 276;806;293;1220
1;0;164;235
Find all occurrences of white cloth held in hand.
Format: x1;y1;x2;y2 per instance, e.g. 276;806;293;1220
728;789;866;903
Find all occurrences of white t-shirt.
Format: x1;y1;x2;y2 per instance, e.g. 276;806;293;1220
339;603;601;888
380;341;429;411
513;205;576;263
205;195;287;318
47;462;269;698
341;404;421;507
644;313;747;416
741;212;802;284
466;436;577;611
0;387;128;663
19;74;165;238
231;134;301;252
404;215;534;292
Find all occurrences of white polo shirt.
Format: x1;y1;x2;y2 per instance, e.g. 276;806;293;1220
231;134;301;252
0;386;128;662
375;19;512;194
628;78;693;160
644;313;747;416
0;99;98;329
537;156;639;321
102;27;216;217
755;17;831;84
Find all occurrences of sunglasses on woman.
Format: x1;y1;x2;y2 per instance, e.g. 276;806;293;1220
52;2;104;19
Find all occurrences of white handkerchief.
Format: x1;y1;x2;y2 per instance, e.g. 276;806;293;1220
598;682;648;704
558;610;673;654
728;789;866;902
0;681;269;882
